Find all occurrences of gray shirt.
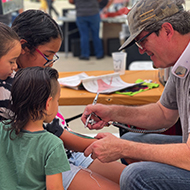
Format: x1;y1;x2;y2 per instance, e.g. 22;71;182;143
160;70;190;143
74;0;100;17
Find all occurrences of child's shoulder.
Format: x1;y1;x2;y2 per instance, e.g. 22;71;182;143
40;130;63;144
22;129;63;149
41;130;66;159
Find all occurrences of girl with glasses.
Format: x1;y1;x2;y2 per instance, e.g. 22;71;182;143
11;9;62;68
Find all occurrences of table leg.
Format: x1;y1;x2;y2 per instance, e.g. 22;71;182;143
64;22;69;58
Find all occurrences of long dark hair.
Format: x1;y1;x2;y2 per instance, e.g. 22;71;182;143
4;67;59;139
11;9;63;53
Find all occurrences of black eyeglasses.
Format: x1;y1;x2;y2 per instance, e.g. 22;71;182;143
135;31;154;50
35;48;59;67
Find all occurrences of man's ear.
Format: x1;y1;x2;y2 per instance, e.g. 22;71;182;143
46;96;53;112
20;39;29;54
162;22;174;41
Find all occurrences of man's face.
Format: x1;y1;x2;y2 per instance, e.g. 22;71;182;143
135;28;176;68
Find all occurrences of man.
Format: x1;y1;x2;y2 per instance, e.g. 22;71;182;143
68;0;104;60
81;0;190;189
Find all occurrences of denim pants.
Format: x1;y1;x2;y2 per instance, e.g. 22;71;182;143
120;133;190;189
120;161;190;190
76;13;104;58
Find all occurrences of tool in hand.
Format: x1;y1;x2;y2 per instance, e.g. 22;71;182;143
85;92;99;127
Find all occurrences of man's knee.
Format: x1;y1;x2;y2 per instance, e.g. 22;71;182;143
120;162;146;190
120;162;159;190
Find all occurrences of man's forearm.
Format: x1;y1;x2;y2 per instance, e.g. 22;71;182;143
121;139;190;171
109;102;178;129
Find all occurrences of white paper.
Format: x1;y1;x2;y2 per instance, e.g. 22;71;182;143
58;72;89;87
58;72;141;94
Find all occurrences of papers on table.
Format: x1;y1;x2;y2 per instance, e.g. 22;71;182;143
58;72;141;94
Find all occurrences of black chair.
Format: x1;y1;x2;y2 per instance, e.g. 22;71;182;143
125;43;151;70
65;113;82;124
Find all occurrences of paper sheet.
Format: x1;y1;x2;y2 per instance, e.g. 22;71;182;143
58;72;141;94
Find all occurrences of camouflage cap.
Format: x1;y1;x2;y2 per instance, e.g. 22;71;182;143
119;0;183;50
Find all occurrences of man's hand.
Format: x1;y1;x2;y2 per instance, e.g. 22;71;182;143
84;132;124;163
81;104;111;130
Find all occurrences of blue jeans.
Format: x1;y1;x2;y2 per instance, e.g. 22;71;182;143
120;133;190;189
121;132;182;144
120;161;190;190
76;13;104;58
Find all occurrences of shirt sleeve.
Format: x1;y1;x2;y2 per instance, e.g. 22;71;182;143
45;142;70;175
159;74;178;110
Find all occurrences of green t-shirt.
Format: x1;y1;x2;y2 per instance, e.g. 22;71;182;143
0;123;70;190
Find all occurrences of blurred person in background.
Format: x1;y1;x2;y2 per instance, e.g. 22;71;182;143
69;0;104;60
47;0;59;18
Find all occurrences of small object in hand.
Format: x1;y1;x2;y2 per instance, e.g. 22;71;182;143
84;93;100;127
88;119;96;125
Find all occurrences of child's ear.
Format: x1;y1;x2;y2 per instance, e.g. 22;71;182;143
20;39;29;54
46;96;53;111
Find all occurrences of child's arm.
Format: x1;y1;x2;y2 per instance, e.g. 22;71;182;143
44;117;97;152
46;173;64;190
60;130;97;152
